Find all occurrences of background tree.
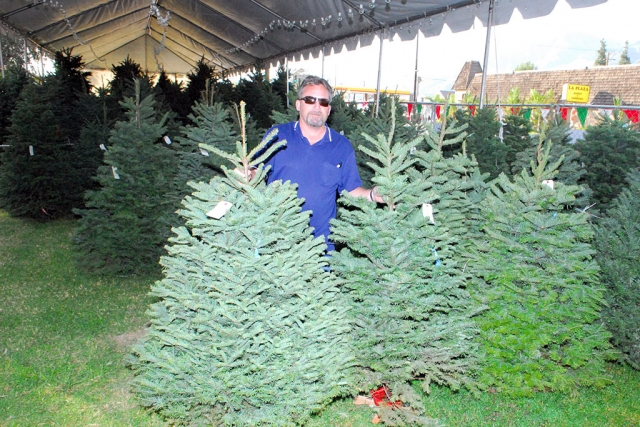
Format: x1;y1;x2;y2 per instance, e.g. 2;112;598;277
595;39;608;66
184;57;215;110
454;107;507;180
232;68;285;130
575;115;640;210
155;70;189;121
0;49;97;219
594;168;640;370
73;80;178;274
514;61;537;71
0;64;30;148
130;102;354;426
618;41;631;65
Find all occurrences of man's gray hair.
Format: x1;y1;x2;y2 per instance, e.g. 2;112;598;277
299;75;333;101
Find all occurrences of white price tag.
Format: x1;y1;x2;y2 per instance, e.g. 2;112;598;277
99;144;106;151
29;145;34;156
206;201;232;219
112;166;120;179
163;135;172;145
200;149;209;156
543;180;554;190
422;203;435;224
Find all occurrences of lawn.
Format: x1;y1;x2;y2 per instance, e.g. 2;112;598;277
1;212;639;426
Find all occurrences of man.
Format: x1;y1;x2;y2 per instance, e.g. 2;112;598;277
262;75;382;252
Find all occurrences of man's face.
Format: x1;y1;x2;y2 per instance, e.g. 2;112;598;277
296;84;332;128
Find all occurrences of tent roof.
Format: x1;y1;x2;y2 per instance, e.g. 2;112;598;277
1;0;607;75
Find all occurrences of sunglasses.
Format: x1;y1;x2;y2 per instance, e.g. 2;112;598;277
299;96;331;107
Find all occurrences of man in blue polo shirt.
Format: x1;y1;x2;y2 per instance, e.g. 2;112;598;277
262;75;383;252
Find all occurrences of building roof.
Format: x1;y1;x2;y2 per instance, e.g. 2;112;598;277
458;62;640;106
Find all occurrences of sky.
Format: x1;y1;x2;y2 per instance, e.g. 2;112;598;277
279;0;640;100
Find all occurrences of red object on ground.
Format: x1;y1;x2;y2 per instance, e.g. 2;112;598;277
370;386;403;407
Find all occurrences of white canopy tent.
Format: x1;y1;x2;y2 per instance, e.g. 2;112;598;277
1;0;607;76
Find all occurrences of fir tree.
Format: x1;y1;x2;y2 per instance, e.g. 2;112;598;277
575;115;640;210
594;168;640;369
0;64;30;148
129;102;354;426
468;137;616;395
454;107;508;180
348;95;424;188
232;69;285;130
327;93;363;136
331;103;479;426
155;70;189;121
73;80;178;274
512;121;592;208
502;113;533;175
184;57;215;108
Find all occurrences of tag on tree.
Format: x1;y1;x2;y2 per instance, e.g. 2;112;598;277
200;149;209;156
422;203;435;224
29;145;34;156
207;201;232;219
543;180;554;190
112;166;120;179
163;135;172;145
99;144;106;151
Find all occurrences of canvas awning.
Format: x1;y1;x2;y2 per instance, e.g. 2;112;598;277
0;0;607;75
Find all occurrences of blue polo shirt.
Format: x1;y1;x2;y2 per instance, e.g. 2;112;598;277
264;121;362;252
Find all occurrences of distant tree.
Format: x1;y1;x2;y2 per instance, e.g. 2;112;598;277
514;61;537;71
619;41;631;65
595;39;608;66
184;57;215;107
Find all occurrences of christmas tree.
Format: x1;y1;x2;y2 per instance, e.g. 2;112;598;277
594;168;640;369
129;102;355;426
331;102;479;426
511;121;592;208
468;136;616;395
73;80;179;274
575;115;640;211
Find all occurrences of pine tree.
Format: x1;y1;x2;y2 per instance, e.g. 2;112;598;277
232;69;285;130
73;80;179;274
184;57;215;109
575;115;640;210
594;168;640;369
129;102;354;426
512;121;592;208
331;102;479;426
595;39;608;66
618;41;631;65
348;95;424;188
173;91;238;194
155;70;189;121
502;113;533;175
454;107;508;180
468;137;616;395
0;64;30;148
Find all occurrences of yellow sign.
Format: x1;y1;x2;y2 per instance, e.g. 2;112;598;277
562;84;591;103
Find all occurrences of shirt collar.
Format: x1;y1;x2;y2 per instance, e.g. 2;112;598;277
294;121;332;142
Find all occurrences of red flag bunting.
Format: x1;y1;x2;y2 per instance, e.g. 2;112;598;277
407;103;413;116
560;107;569;121
436;105;441;120
510;107;521;115
469;105;476;116
623;109;639;123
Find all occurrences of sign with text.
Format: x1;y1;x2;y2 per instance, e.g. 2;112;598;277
562;84;591;103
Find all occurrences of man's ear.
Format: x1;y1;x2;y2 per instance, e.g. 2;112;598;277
295;99;301;112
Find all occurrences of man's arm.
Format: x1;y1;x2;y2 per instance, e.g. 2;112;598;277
349;186;384;203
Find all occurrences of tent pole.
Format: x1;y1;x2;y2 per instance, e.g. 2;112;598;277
413;34;419;103
0;37;5;79
375;30;384;118
479;0;495;109
321;45;325;79
23;38;28;72
285;57;290;107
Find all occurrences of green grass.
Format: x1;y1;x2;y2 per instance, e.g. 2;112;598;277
1;212;639;426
